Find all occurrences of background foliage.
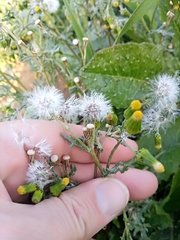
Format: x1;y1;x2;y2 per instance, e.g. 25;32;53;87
0;0;180;239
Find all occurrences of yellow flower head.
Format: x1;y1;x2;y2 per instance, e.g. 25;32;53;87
132;110;143;120
113;2;119;7
130;100;142;110
35;6;41;12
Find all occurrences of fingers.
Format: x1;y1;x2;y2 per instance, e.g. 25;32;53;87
37;178;129;240
0;180;12;201
67;163;158;200
3;119;137;164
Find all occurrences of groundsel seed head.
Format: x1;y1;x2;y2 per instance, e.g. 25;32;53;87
149;74;180;105
61;56;67;62
74;77;80;83
27;149;35;156
26;160;54;190
51;154;59;163
63;155;70;161
27;31;33;36
25;86;65;119
142;103;179;134
43;0;60;13
79;91;112;122
34;138;52;157
72;39;79;46
59;95;80;122
30;1;42;10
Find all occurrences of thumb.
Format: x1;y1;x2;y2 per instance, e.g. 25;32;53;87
54;178;129;240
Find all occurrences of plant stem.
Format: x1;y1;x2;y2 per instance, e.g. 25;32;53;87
38;57;51;85
0;71;22;94
106;140;122;169
54;117;104;175
121;210;133;240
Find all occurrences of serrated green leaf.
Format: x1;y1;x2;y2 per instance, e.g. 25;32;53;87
80;42;180;108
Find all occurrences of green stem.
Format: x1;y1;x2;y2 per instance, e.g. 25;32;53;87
54;118;104;175
106;140;122;169
38;57;51;85
122;210;133;240
90;150;103;175
4;73;28;91
0;71;21;94
54;117;89;150
0;21;19;42
136;0;150;33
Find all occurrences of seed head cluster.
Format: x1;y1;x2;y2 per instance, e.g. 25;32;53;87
142;74;180;133
25;87;111;123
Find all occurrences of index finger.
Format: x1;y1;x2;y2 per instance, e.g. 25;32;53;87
7;119;137;162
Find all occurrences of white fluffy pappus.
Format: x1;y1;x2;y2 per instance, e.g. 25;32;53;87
30;0;60;13
34;138;52;157
59;95;80;122
30;0;42;9
43;0;60;13
26;160;55;190
78;91;112;122
25;86;65;119
142;103;179;134
149;74;180;105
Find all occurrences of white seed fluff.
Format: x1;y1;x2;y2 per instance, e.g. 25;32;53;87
34;138;52;157
150;74;180;105
79;91;112;122
59;95;79;122
43;0;60;13
25;86;65;119
26;160;54;190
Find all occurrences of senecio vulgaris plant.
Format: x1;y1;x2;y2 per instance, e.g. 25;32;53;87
17;71;180;202
1;0;180;239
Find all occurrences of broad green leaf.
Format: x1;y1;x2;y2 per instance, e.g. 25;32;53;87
138;118;180;182
147;203;172;229
114;0;160;43
162;168;180;213
80;42;180;108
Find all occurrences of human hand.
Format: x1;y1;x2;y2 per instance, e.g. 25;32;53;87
0;120;158;240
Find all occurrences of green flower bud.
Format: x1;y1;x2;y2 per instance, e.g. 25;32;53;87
124;100;142;119
106;113;118;126
154;132;162;149
32;189;43;204
17;183;37;195
136;148;165;173
124;110;143;134
50;178;69;197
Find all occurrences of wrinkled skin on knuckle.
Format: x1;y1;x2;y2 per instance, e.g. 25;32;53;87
58;192;89;240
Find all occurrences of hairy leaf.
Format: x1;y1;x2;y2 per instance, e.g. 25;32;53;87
80;42;180;108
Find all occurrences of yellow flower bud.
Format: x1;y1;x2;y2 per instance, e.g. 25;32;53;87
153;162;165;173
113;2;119;7
154;132;162;149
50;178;69;197
106;113;118;126
17;184;37;195
32;189;43;204
174;5;179;10
35;6;40;12
136;148;165;173
124;110;143;134
124;100;142;119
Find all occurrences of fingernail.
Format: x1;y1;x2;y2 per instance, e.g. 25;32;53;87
96;178;129;217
